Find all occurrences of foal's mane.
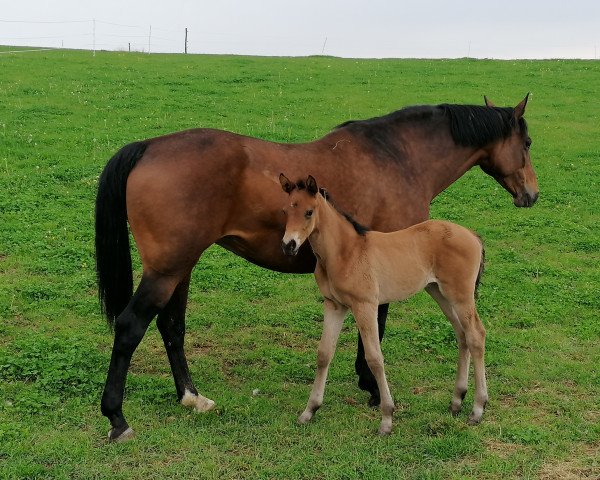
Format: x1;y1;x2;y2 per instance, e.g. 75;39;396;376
335;103;528;149
292;180;370;236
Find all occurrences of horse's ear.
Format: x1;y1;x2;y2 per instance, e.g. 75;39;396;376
306;175;318;196
279;173;294;194
514;93;530;119
318;187;329;200
484;95;495;107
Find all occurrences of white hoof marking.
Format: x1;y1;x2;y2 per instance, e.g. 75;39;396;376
108;427;135;443
181;389;216;413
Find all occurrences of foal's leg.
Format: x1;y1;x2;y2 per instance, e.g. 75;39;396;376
454;300;488;425
355;303;388;406
426;284;471;415
353;302;395;435
298;299;348;424
156;273;215;413
101;272;180;442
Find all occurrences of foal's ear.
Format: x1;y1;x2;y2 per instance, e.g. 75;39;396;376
306;175;318;196
514;93;530;119
483;95;495;107
279;173;294;194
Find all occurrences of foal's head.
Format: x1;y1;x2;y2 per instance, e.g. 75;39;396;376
479;94;539;207
279;174;321;256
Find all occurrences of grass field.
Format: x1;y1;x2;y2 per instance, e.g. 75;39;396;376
0;49;599;479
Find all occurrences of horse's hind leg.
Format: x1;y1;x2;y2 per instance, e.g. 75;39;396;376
156;273;215;413
426;284;471;415
453;300;488;425
298;299;347;425
101;272;181;442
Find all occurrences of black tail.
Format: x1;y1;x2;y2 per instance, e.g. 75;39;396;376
95;141;148;328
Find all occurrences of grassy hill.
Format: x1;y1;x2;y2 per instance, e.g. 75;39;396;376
0;49;598;479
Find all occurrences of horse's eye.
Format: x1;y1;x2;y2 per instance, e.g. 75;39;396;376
305;210;313;218
525;138;532;149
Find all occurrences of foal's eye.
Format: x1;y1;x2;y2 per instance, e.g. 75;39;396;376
525;138;532;150
305;210;313;218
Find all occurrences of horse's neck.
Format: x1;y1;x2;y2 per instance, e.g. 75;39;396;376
386;121;488;202
309;197;360;266
427;145;489;200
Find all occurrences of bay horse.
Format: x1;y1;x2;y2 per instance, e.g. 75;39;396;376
96;95;537;441
279;174;487;435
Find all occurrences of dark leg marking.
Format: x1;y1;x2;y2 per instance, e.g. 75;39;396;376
101;275;173;441
156;274;198;400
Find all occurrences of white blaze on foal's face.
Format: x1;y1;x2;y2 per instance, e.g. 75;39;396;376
282;189;318;255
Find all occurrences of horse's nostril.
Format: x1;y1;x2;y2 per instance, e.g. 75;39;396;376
532;192;539;204
281;239;297;255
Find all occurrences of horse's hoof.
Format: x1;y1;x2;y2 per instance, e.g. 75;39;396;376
181;390;216;413
194;398;216;413
108;426;135;443
378;425;392;436
297;412;313;425
467;413;482;426
449;403;462;416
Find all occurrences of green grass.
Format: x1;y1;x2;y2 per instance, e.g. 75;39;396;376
1;49;599;479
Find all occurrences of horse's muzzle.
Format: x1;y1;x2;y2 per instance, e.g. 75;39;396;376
514;190;539;208
281;239;299;256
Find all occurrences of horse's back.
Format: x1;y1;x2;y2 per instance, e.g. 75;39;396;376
124;128;321;274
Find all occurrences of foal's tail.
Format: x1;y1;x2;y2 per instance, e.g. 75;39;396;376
474;234;486;299
95;141;148;328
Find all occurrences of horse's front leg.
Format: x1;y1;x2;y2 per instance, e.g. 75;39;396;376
353;302;395;435
355;303;389;406
298;299;348;424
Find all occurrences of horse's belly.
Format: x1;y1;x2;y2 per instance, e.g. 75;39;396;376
217;234;316;274
377;275;431;305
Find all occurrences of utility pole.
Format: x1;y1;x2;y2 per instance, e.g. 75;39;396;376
185;28;188;54
93;18;96;56
148;25;152;53
321;36;327;55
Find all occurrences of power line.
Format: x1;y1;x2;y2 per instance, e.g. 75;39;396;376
0;34;92;40
0;19;90;24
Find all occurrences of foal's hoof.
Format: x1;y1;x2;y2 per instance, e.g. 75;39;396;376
297;411;313;425
378;425;392;436
467;413;483;426
449;403;462;417
108;426;135;443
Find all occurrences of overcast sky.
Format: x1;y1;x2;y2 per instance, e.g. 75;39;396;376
1;0;599;59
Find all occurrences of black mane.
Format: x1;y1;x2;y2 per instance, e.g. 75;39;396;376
438;104;527;147
335;103;527;149
293;181;370;236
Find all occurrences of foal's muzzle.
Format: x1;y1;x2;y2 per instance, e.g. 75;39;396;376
281;239;299;256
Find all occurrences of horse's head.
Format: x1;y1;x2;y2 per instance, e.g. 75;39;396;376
279;173;320;256
479;94;539;207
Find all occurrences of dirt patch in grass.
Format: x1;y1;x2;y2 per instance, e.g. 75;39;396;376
538;442;599;480
484;438;531;459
